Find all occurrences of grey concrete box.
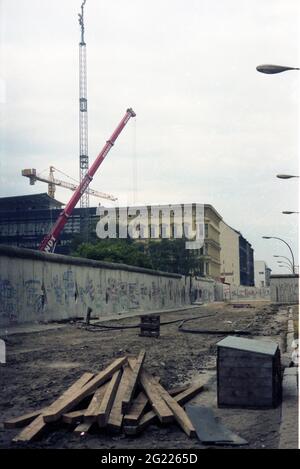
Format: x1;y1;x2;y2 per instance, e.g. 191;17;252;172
217;336;282;408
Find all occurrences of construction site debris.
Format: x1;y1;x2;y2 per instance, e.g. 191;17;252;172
7;351;207;443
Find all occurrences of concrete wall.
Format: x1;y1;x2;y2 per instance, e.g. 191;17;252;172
222;283;270;301
191;277;215;303
0;245;273;327
270;275;299;304
0;245;198;327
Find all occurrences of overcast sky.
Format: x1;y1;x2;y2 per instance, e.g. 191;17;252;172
0;0;299;273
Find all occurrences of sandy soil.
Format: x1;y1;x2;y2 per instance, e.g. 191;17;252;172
0;302;289;449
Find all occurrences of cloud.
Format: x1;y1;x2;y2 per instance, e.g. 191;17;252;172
1;0;299;273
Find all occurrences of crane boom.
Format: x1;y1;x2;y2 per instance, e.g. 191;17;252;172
22;168;117;201
39;108;136;253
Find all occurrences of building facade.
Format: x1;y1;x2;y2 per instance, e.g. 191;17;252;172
237;231;254;286
254;260;271;287
99;203;222;280
0;195;223;280
0;193;95;254
219;221;240;286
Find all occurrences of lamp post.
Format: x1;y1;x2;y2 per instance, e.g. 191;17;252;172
273;255;294;270
277;261;293;272
256;64;299;74
276;174;299;179
263;236;296;274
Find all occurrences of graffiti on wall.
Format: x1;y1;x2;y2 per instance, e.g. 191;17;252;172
0;279;18;322
271;278;299;303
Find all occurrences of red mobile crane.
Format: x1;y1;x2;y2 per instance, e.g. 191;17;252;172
39;108;136;253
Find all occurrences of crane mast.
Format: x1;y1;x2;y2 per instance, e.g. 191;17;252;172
39;108;136;253
78;0;89;209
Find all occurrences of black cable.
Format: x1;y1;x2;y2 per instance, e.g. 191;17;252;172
79;313;217;331
178;317;251;335
78;312;251;335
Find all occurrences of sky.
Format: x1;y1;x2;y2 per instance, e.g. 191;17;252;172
0;0;299;274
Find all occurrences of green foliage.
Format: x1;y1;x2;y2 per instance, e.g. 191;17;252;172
147;239;201;276
73;237;203;275
74;238;153;269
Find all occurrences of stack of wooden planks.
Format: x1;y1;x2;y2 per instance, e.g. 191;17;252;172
5;350;206;443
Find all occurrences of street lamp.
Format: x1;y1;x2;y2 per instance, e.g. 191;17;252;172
277;261;293;272
256;64;299;74
276;174;299;179
282;211;299;215
263;236;296;274
273;255;293;269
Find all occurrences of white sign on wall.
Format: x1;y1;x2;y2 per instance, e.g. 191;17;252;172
0;339;6;364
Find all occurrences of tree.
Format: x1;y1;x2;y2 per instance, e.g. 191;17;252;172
74;238;153;269
147;239;201;276
73;237;203;276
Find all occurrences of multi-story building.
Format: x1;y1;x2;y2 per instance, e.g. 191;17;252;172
236;231;254;286
254;260;272;287
203;205;222;279
98;202;222;280
0;194;223;279
0;193;94;254
219;221;240;286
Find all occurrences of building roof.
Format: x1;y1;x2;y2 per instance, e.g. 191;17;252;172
0;193;64;212
217;336;278;356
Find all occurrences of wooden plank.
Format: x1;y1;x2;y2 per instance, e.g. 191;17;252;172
4;409;44;429
43;357;127;423
173;381;206;405
107;365;133;433
13;372;94;442
98;369;123;428
168;384;190;397
84;382;109;421
62;409;85;425
123;392;148;427
12;415;46;443
155;381;196;437
73;421;93;435
122;350;145;413
125;380;206;435
124;409;155;436
139;370;173;424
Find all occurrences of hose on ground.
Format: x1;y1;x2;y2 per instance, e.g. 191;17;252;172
79;312;251;335
177;317;252;335
81;313;217;331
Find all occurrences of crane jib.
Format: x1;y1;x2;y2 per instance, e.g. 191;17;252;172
38;108;136;253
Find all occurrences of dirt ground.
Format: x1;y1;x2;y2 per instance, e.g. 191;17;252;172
0;302;290;449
